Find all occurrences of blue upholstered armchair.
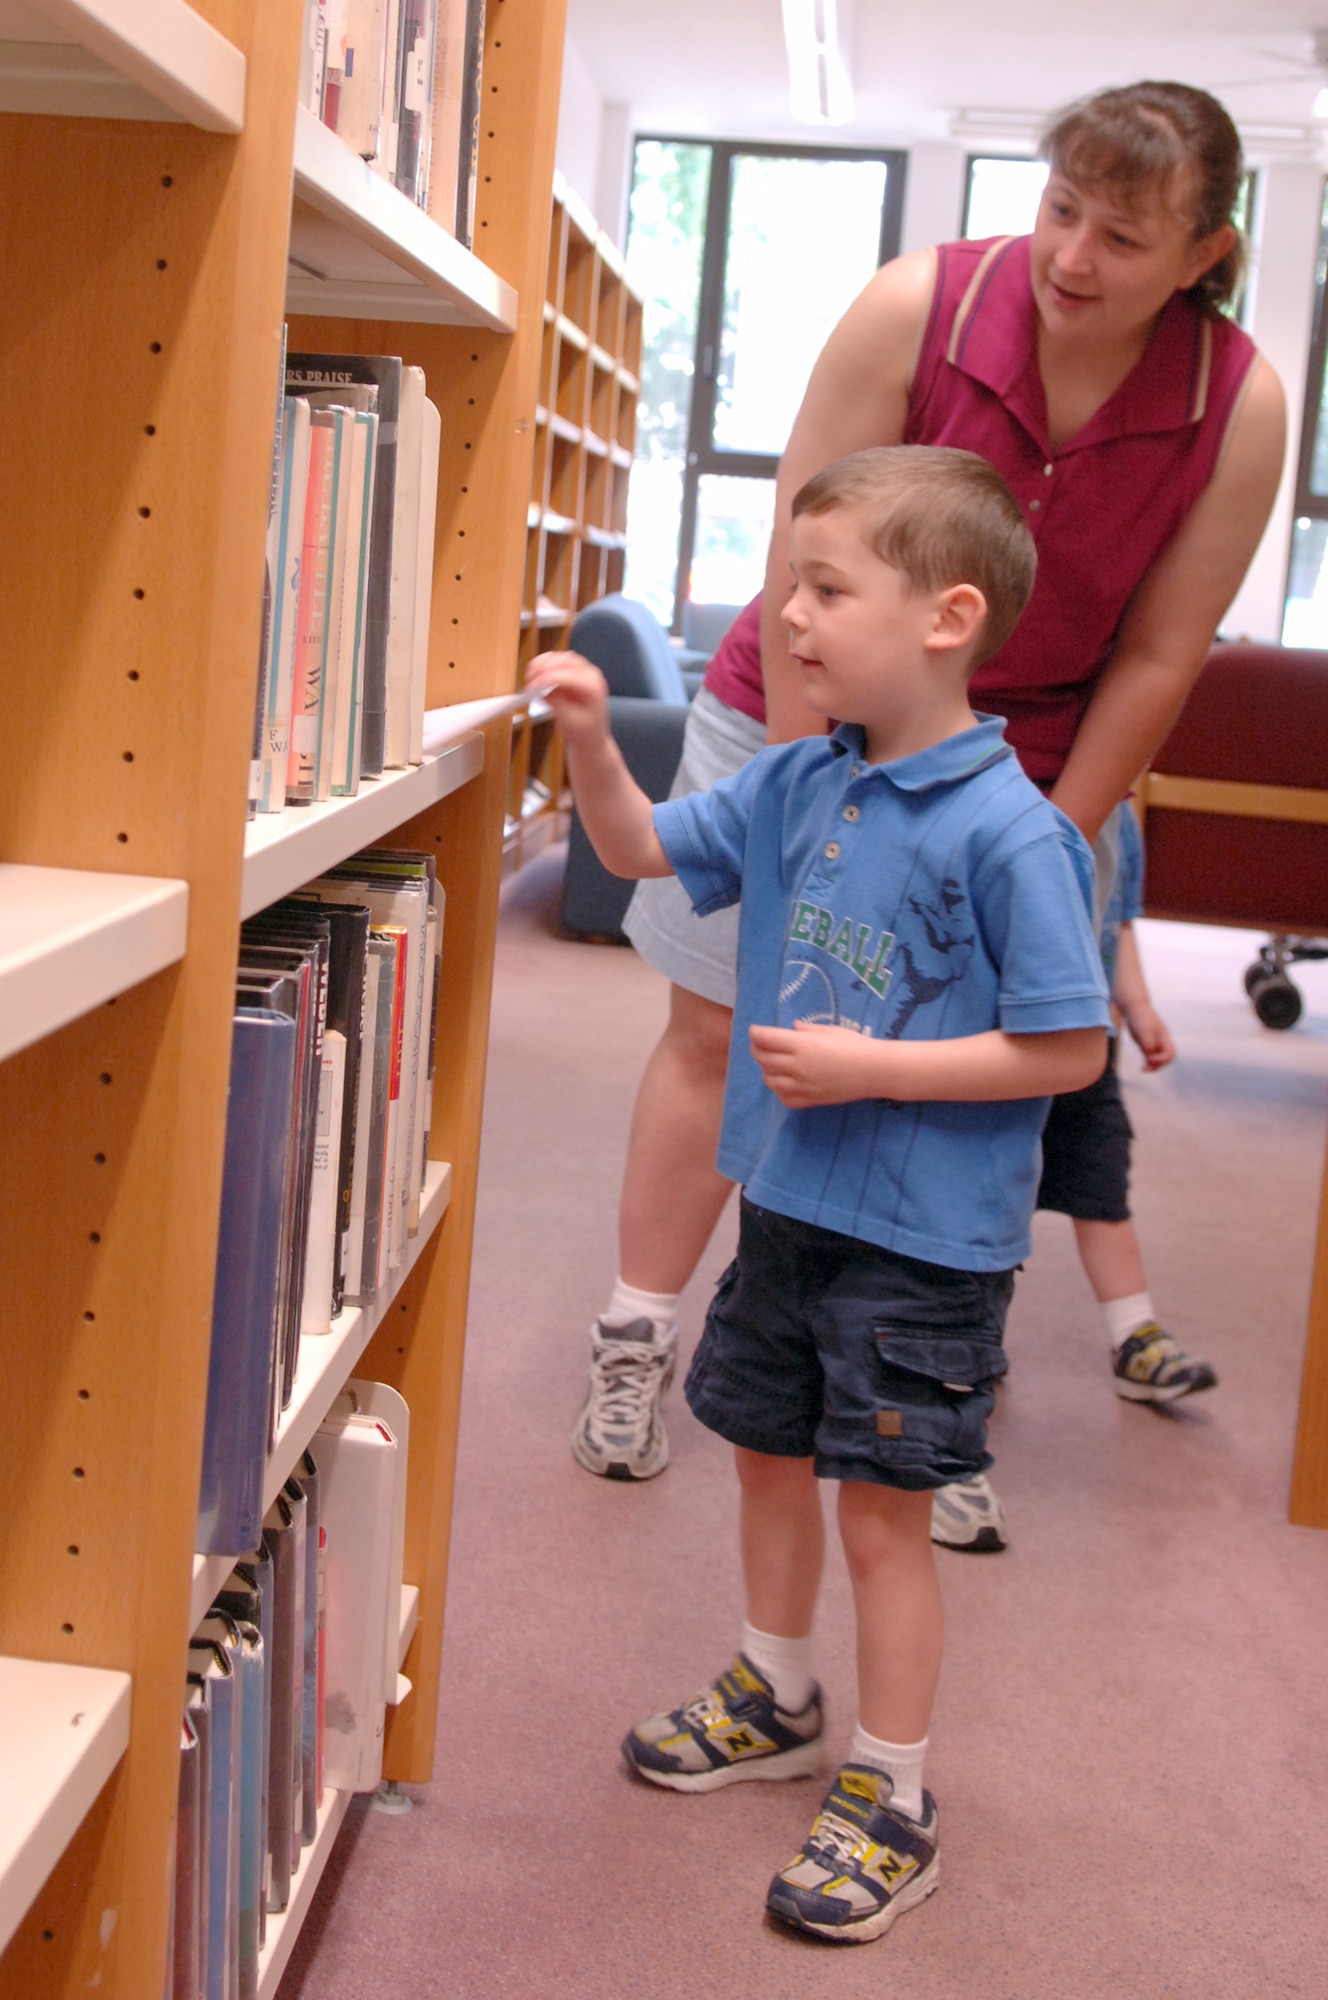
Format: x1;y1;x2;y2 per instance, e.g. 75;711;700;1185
560;595;695;941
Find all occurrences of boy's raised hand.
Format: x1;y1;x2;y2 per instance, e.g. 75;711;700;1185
749;1021;880;1109
525;651;611;748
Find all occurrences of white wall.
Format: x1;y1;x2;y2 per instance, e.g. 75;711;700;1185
555;33;604;208
555;36;633;248
1223;161;1323;643
900;141;967;255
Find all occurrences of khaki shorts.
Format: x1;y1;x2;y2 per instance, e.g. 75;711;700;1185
621;686;766;1007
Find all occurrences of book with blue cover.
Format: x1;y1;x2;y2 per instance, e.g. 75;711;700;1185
197;1009;297;1556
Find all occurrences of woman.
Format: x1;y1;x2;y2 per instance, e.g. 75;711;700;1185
572;81;1286;1512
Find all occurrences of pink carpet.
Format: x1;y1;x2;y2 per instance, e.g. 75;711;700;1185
279;846;1328;1999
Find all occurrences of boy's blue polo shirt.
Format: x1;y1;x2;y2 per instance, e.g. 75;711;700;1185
655;716;1111;1272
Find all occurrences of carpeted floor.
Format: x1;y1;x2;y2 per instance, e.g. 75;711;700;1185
279;845;1328;2000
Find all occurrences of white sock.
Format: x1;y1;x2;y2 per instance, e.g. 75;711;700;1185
1104;1291;1156;1354
740;1621;815;1714
600;1277;679;1338
850;1724;928;1822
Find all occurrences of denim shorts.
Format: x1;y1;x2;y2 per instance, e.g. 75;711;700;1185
620;687;766;1007
1037;1043;1132;1223
685;1197;1014;1490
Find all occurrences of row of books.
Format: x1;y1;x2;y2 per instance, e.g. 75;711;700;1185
197;849;442;1558
250;347;442;819
175;1385;407;2000
300;0;486;242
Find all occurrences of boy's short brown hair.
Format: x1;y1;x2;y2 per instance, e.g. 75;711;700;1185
791;445;1036;665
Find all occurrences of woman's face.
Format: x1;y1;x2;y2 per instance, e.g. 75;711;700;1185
1029;170;1234;348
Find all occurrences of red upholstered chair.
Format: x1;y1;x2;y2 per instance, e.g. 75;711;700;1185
1140;643;1328;1028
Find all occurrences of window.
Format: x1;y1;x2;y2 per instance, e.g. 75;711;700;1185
962;156;1048;239
625;137;905;629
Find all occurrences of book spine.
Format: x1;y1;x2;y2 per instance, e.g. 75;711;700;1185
260;399;311;814
287;419;336;804
249;357;286;820
337;0;388;159
333;411;378;796
299;1033;346;1336
454;0;486;247
313;407;350;803
409;397;442;765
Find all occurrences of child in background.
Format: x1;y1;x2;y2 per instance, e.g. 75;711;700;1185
528;446;1109;1944
931;803;1216;1552
1044;801;1217;1396
928;804;1216;1552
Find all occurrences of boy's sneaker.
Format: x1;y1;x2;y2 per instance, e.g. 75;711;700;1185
572;1317;676;1480
1112;1323;1218;1403
767;1764;940;1943
622;1654;824;1792
929;1472;1008;1552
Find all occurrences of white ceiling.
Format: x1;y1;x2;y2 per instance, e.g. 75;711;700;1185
564;0;1328;153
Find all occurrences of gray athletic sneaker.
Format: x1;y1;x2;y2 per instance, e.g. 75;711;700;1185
929;1473;1008;1552
572;1317;676;1480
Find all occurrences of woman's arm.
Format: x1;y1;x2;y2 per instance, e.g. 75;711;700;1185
760;249;938;741
1049;355;1286;842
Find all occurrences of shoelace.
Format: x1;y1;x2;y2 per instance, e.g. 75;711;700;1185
590;1341;668;1427
681;1690;730;1731
804;1809;870;1870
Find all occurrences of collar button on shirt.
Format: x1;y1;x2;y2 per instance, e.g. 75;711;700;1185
842;804;861;822
824;840;841;860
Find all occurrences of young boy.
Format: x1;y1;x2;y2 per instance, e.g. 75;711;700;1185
528;446;1110;1944
931;803;1216;1552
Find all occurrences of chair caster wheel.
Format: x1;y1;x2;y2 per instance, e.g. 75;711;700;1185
1250;971;1302;1030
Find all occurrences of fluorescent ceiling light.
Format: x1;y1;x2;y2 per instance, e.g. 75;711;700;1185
782;0;853;127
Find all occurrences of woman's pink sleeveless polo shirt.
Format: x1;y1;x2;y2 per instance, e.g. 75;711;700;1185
704;233;1257;782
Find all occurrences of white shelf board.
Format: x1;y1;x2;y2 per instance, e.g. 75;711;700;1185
398;1584;419;1669
0;0;244;129
242;738;483;920
286;108;517;331
0;1656;132;1956
0;864;188;1066
256;1784;351;2000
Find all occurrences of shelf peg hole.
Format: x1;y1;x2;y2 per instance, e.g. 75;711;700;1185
61;1623;74;1634
161;174;173;186
116;832;129;844
83;1310;95;1322
67;1546;79;1557
122;751;134;763
128;670;140;682
133;588;145;600
77;1389;90;1401
88;1232;100;1244
42;1931;54;1943
138;506;151;518
144;424;156;436
149;342;162;355
99;1072;112;1084
93;1153;106;1164
156;258;167;271
72;1467;85;1479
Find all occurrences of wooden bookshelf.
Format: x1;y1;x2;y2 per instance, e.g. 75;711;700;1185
0;0;566;1991
508;172;643;871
